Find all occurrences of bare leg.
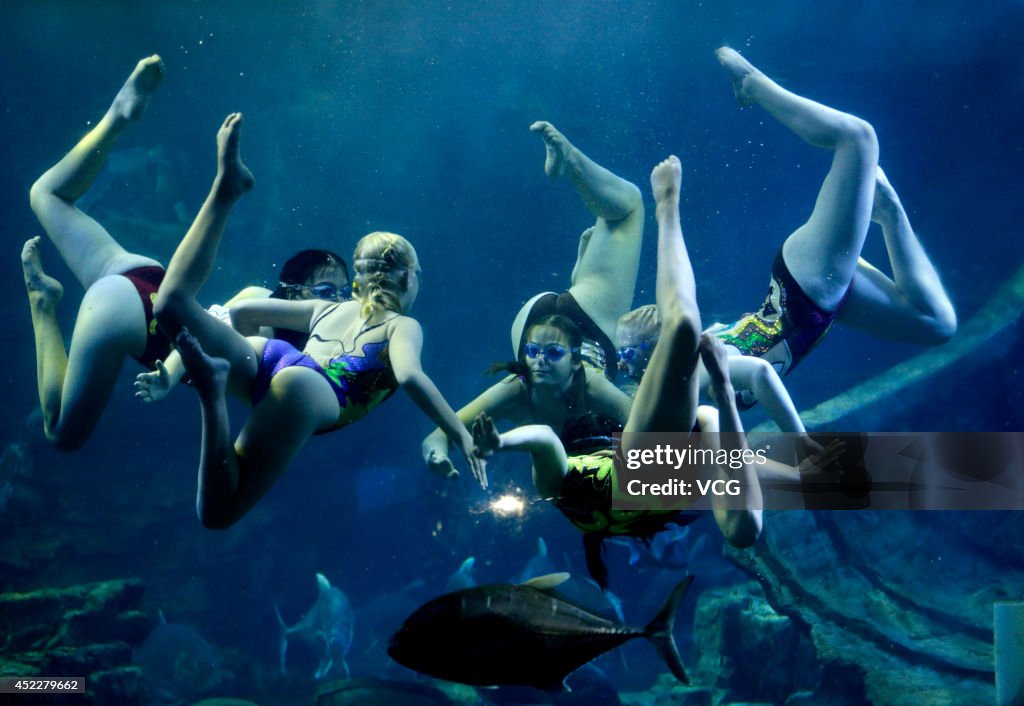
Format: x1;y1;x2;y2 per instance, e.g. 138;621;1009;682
176;330;332;528
836;168;957;343
528;121;644;339
29;56;165;287
154;113;256;390
22;237;147;450
716;47;878;312
624;156;701;436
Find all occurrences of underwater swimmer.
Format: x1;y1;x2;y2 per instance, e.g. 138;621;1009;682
134;248;351;402
471;157;764;588
23;55;169;450
153;113;483;529
616;304;809;434
698;48;956;404
509;121;645;382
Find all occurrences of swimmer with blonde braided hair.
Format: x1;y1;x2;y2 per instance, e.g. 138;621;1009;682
153;115;483;529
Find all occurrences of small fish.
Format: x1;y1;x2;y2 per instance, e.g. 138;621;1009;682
387;573;691;690
132;610;222;702
276;573;354;680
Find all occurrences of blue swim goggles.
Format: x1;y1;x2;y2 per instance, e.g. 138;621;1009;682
281;281;353;302
616;341;650;363
524;342;579;362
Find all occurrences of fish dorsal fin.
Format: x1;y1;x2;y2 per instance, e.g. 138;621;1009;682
522;572;570;590
316;573;330;593
157;609;167;626
537;537;547;556
459;557;476;573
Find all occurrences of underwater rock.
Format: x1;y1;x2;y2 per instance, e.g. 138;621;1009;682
621;673;712;706
692;585;811;704
314;677;455;705
0;579;152;705
88;666;148;706
728;511;1002;705
0;578;148;652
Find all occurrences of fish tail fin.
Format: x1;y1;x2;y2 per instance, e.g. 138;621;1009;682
274;603;288;674
644;575;693;685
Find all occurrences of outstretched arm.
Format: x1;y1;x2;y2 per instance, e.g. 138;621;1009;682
700;334;763;548
421;373;526;482
707;354;807;433
230;297;325;337
471;413;567;499
390;318;487;488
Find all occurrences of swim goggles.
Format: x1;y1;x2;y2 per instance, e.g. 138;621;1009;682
280;281;353;302
616;341;650;363
524;343;579;362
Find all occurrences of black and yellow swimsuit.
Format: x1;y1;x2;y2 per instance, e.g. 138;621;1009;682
553;450;699;538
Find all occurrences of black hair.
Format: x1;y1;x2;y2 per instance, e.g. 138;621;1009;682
270;249;350;300
487;314;588;427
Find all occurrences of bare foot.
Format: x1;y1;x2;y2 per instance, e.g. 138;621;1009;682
22;237;63;309
715;47;761;108
650;155;681;205
216;113;255;201
870;166;902;225
529;120;575;178
110;55;165;123
175;328;230;399
699;332;732;391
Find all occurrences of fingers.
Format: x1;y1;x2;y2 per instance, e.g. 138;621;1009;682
473;457;488;490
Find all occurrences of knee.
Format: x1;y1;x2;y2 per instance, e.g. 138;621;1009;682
28;178;54;216
839;115;878;156
198;503;236;531
623;180;643;214
659;307;701;359
51;430;88;453
724;510;763;549
927;307;958;345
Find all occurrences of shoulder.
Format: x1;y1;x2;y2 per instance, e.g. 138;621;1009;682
388;315;423;345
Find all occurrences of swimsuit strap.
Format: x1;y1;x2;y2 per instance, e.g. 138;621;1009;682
308;302;343;334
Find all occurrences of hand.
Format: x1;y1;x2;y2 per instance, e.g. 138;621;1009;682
134;359;172;403
797;439;846;474
454;429;488;491
471;413;502;459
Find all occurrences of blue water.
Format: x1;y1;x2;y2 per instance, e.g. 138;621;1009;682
2;2;1022;704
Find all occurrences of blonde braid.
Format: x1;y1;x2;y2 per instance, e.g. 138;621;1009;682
351;232;419;318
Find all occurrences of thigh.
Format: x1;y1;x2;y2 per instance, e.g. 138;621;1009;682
625;323;700;435
57;276;151;443
230;368;342;516
781;144;876;311
33;194;159;288
569;214;644;338
835;259;943;343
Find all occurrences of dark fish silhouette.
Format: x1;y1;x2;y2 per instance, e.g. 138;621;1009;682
387;573;691;691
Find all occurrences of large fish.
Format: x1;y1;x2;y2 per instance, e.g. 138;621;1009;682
276;573;354;680
387;573;691;691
